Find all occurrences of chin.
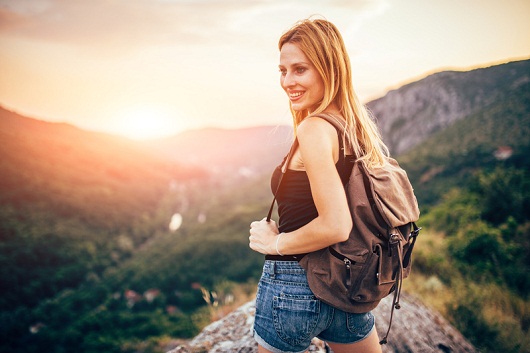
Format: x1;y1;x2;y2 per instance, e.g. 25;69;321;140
291;103;306;112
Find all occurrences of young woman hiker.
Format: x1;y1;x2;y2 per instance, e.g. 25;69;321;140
249;18;388;353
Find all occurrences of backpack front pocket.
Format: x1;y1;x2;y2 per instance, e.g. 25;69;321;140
349;244;396;303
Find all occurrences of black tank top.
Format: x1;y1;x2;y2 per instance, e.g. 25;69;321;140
270;128;354;233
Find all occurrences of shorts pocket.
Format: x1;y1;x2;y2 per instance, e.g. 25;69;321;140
346;311;374;335
272;293;320;346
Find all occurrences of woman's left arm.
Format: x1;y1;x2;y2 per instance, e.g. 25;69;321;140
249;117;352;255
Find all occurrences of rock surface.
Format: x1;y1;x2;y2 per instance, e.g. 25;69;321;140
167;293;478;353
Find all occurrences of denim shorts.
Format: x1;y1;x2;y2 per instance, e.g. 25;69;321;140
253;260;375;353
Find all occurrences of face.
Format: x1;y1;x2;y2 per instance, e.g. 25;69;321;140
279;42;325;113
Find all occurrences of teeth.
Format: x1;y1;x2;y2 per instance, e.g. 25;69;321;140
290;92;303;98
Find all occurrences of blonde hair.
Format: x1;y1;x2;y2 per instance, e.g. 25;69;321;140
278;18;389;167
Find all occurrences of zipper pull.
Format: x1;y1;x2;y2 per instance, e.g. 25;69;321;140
344;258;352;288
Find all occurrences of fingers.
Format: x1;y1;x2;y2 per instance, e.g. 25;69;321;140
249;219;279;255
250;219;275;231
249;223;268;254
250;219;267;227
248;233;266;254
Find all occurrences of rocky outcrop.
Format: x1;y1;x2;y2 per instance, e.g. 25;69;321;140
368;59;530;155
167;293;478;353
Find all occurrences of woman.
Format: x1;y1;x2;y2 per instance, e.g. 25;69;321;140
249;18;388;353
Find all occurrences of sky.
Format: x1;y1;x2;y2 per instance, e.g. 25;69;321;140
1;0;529;140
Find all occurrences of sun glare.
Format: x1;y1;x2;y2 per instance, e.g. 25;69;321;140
114;106;179;140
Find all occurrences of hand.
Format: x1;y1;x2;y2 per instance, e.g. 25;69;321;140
249;217;279;254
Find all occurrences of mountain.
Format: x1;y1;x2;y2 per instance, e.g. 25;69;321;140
0;107;275;353
0;107;208;310
143;59;530;177
0;107;205;229
148;125;293;176
393;61;530;207
368;59;530;155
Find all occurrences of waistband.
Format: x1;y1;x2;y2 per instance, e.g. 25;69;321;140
262;259;306;275
265;253;307;261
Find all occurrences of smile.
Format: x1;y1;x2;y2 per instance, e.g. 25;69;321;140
289;91;304;100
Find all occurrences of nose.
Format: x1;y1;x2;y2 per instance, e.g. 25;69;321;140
281;71;296;89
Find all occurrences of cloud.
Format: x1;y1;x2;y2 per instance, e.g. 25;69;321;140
0;0;393;126
1;0;208;46
0;0;389;52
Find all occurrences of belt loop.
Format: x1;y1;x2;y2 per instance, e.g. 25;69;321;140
270;261;276;279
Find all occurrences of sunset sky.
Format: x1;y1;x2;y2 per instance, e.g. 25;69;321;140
1;0;529;139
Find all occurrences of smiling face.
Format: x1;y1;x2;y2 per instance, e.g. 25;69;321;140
279;42;325;114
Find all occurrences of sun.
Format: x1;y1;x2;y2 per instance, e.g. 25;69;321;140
114;106;179;140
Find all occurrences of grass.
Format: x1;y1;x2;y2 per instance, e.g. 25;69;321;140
403;227;530;353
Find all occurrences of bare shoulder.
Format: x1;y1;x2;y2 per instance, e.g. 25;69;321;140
295;116;341;168
297;116;337;147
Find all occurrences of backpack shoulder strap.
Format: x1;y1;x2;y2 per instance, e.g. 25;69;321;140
266;139;299;222
267;113;353;222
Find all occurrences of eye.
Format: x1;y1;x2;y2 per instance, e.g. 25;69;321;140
295;67;307;74
279;68;286;77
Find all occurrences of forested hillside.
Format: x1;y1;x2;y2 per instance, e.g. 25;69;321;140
397;72;530;352
0;107;283;353
0;108;205;309
0;59;529;353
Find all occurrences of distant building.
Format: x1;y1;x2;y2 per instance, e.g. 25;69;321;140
144;288;161;303
124;289;142;307
494;146;513;160
29;322;46;334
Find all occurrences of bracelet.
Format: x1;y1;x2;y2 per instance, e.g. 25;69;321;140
275;233;284;256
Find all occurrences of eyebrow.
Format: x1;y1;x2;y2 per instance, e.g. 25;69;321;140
278;62;310;68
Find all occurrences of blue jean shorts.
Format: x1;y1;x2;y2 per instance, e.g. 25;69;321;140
253;260;375;353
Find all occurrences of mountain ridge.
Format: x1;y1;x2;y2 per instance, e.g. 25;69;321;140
147;124;293;175
3;57;528;173
367;58;530;155
139;59;530;173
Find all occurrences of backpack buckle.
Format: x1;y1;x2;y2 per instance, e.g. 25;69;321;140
389;233;400;244
388;233;400;257
411;226;422;238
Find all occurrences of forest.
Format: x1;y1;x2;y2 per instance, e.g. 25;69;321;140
0;61;529;353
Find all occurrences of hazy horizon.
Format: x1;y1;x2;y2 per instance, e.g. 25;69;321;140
1;0;529;140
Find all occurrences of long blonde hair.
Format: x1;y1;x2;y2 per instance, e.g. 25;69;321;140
278;18;389;167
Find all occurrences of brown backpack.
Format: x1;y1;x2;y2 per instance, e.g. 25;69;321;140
267;113;421;344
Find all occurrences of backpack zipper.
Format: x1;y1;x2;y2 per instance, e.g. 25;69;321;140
329;247;355;288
